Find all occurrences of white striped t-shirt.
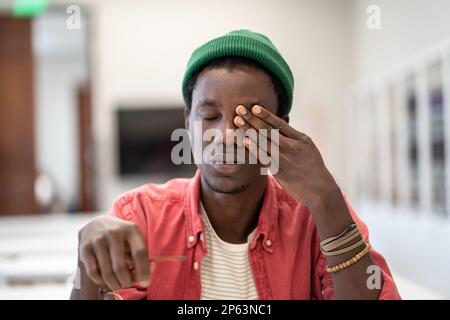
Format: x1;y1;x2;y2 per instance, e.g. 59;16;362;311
200;203;258;300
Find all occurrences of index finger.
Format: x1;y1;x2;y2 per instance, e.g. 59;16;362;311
126;227;150;287
250;105;302;139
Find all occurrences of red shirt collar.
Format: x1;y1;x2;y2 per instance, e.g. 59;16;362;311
183;170;279;252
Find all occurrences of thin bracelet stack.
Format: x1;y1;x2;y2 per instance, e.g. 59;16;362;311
320;223;370;273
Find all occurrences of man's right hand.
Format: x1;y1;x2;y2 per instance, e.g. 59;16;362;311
77;216;150;291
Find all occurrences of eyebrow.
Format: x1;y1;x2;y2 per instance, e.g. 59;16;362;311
197;99;264;109
197;99;220;108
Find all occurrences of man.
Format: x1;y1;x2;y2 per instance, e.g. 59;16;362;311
71;30;400;300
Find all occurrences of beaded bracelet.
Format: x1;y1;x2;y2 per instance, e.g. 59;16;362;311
326;243;371;273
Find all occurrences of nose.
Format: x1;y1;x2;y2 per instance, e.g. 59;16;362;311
223;115;237;146
210;113;238;151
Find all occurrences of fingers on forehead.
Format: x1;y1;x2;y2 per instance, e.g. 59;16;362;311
255;106;305;140
251;105;291;132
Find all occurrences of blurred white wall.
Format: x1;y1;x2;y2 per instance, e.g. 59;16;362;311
352;0;450;81
349;0;450;298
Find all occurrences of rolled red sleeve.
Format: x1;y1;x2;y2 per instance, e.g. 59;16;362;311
313;193;402;300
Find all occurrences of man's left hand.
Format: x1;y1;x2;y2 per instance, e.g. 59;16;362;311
234;104;340;211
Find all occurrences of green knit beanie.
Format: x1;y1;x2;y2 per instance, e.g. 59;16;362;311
182;29;294;115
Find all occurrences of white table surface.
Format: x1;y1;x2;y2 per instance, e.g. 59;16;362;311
0;212;99;299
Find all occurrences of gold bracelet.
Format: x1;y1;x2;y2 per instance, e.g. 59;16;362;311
326;243;371;273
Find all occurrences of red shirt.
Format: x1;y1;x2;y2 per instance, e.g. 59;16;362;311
110;170;401;299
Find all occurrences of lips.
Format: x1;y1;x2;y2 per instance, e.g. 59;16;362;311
212;162;244;174
205;152;246;164
204;152;245;174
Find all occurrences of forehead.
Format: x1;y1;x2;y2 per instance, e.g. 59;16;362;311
192;66;278;113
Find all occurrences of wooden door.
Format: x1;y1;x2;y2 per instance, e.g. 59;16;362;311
0;16;37;215
77;84;96;212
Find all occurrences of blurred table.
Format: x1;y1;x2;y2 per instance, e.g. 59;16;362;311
0;213;99;300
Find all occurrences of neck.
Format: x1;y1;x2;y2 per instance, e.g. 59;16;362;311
200;175;268;244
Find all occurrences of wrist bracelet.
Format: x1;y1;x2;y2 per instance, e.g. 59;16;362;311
321;237;366;256
321;227;361;252
320;223;357;247
326;243;371;273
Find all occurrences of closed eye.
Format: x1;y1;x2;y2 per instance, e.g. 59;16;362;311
203;115;219;121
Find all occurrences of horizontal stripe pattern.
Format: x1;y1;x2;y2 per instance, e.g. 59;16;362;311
200;204;258;300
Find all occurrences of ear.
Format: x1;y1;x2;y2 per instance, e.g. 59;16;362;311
184;108;190;130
